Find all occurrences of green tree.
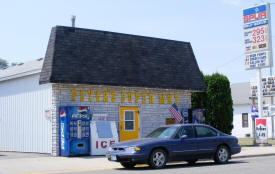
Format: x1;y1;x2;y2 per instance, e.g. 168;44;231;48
0;58;8;69
192;73;233;134
191;72;209;109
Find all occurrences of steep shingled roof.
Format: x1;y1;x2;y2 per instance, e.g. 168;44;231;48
39;26;205;91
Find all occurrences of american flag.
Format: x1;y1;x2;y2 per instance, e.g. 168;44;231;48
169;103;183;123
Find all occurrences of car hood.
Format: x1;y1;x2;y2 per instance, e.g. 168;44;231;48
113;138;167;147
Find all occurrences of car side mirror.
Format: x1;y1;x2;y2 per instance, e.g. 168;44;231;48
180;135;187;141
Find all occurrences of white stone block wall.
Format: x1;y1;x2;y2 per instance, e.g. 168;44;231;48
51;84;191;156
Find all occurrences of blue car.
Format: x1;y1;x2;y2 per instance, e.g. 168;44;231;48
106;124;241;169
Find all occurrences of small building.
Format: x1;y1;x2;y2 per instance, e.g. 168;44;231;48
231;82;275;138
231;82;252;137
0;26;205;156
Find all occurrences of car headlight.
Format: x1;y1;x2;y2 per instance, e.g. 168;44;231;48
124;147;141;153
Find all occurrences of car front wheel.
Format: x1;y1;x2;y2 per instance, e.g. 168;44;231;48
214;145;230;164
149;148;167;169
120;162;136;168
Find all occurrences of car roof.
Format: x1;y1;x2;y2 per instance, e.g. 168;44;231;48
162;124;209;128
162;124;221;132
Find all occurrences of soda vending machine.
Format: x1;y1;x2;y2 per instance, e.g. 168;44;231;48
59;106;91;156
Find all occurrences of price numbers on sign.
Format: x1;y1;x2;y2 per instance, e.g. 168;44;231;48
244;25;269;53
252;27;268;44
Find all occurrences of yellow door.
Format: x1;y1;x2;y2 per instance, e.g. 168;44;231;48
120;106;139;142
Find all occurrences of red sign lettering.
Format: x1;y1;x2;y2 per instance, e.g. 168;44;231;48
110;140;115;146
95;140;116;149
101;141;107;148
244;11;267;23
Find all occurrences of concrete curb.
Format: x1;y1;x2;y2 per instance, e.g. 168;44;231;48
233;153;275;159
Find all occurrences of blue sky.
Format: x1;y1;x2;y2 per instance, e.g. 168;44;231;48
1;0;274;83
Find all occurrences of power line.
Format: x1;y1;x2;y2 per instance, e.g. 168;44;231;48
214;54;244;71
215;0;272;72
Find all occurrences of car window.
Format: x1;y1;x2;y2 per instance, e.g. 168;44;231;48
195;126;217;138
146;127;178;139
174;126;195;139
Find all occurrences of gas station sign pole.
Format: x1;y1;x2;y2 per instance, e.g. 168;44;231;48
257;69;263;119
243;3;273;145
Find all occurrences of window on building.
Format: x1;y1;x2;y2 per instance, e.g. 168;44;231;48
242;113;248;128
124;111;134;131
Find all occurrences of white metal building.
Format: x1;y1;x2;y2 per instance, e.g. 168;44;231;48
0;59;52;153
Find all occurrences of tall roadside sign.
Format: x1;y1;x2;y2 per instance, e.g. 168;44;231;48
243;3;273;145
244;3;272;70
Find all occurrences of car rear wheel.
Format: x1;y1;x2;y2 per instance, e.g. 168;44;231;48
149;149;167;169
214;145;230;164
120;162;136;168
187;159;198;165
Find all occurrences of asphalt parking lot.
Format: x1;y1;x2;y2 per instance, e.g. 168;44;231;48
1;146;275;174
0;151;50;160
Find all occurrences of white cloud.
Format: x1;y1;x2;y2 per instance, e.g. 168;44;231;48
221;0;242;6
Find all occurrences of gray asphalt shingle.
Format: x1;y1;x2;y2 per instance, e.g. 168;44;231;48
39;26;205;91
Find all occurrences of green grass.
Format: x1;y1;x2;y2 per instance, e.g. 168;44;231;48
238;138;275;146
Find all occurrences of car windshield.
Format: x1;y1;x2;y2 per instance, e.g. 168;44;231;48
145;127;178;139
